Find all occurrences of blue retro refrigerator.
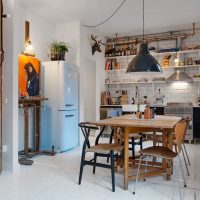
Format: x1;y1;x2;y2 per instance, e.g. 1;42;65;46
40;61;79;152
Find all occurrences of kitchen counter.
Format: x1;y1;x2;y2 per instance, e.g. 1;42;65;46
101;104;166;107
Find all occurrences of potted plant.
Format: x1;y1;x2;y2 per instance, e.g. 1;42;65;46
49;40;69;61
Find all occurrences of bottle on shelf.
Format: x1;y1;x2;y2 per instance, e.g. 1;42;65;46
115;49;118;57
112;44;116;57
130;45;137;55
121;48;125;56
126;45;131;56
118;48;122;56
105;46;109;57
108;45;112;57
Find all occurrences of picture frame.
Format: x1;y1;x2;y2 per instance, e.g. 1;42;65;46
18;54;40;97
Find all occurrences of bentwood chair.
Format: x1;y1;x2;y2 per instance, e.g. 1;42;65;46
155;117;191;176
133;119;187;200
78;122;124;192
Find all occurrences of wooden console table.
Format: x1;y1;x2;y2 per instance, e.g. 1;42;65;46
19;97;55;157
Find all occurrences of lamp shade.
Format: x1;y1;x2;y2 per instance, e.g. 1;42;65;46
126;43;162;73
166;70;193;83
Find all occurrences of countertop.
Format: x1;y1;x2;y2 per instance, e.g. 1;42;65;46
101;104;200;108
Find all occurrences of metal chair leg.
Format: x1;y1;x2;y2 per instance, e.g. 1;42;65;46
174;162;183;200
183;143;190;166
133;156;143;194
132;137;135;159
178;154;187;188
145;155;148;173
110;150;115;192
181;149;190;176
140;135;143;150
93;153;97;174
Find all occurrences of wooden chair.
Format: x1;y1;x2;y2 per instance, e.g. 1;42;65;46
133;120;187;200
78;122;124;192
154;117;190;176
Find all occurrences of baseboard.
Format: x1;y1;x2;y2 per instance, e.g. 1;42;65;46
2;161;20;172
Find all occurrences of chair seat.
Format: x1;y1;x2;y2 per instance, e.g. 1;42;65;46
86;143;124;154
140;146;177;159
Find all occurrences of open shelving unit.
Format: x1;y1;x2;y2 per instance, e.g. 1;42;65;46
105;49;200;71
105;64;200;72
105;79;200;85
105;48;200;60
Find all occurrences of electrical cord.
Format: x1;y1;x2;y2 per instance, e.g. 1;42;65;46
0;0;4;65
82;0;127;28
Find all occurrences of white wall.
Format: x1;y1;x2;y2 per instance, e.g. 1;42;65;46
80;26;105;122
2;0;57;171
16;4;57;61
2;0;19;171
56;21;80;66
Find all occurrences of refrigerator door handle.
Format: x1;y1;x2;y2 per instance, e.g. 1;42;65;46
65;114;74;118
66;104;74;107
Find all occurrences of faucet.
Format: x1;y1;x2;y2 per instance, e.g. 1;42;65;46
135;86;140;103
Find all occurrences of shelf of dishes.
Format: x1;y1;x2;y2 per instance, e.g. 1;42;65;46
105;49;200;71
105;64;200;72
105;78;200;85
105;49;200;59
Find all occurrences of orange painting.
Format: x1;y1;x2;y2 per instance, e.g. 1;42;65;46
18;55;40;97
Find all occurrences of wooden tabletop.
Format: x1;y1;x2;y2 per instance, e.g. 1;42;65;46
19;96;48;103
89;114;182;129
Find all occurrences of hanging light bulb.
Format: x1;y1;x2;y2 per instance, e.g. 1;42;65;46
22;21;35;56
126;0;162;73
25;41;33;52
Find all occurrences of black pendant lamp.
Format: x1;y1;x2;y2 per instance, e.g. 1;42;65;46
126;0;162;73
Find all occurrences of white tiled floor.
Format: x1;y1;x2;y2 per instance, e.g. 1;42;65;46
0;141;200;200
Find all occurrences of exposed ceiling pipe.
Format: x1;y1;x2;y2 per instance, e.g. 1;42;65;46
106;23;196;46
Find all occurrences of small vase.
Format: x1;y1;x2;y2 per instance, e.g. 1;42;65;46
136;111;142;119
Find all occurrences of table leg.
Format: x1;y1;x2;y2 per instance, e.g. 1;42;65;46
124;127;129;190
152;131;157;162
24;108;29;156
162;129;167;172
162;129;172;180
166;130;174;180
35;104;40;151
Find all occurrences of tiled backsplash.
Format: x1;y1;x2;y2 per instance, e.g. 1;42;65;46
105;25;200;105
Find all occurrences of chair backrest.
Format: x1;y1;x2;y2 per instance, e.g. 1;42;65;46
174;119;187;153
79;122;99;149
182;116;190;141
122;104;146;112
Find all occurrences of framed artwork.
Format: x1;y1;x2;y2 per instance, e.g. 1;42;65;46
18;54;40;97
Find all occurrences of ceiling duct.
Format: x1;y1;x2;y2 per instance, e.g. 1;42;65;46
166;70;193;83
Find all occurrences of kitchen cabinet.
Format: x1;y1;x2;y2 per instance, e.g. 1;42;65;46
193;107;200;139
